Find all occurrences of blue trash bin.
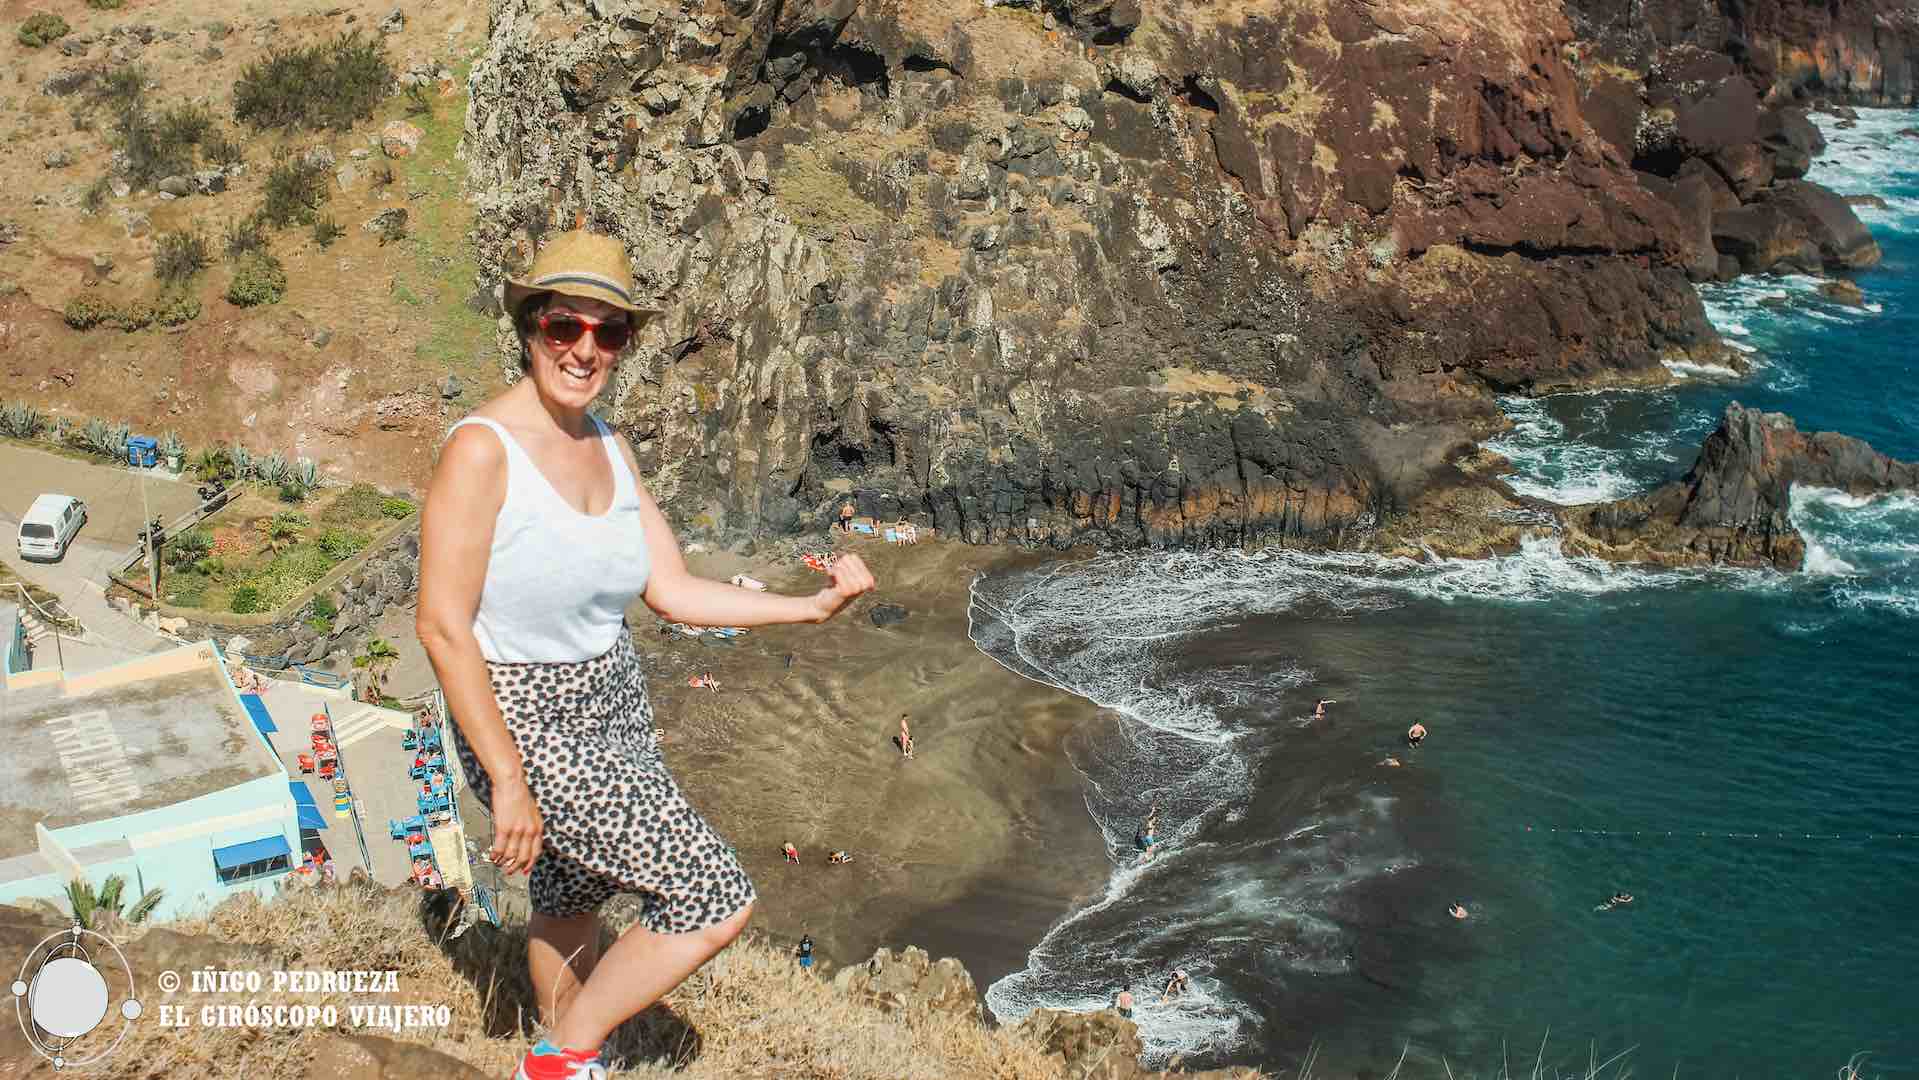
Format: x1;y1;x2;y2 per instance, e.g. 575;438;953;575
127;436;158;468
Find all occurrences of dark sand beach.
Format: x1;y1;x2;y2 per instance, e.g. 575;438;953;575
634;534;1112;988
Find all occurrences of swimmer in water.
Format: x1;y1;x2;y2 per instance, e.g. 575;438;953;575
1407;722;1428;747
1449;901;1469;920
1135;804;1161;856
1161;968;1191;1001
1314;699;1336;719
1380;756;1402;767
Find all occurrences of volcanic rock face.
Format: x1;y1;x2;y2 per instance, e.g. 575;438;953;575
1563;404;1919;570
463;0;1732;549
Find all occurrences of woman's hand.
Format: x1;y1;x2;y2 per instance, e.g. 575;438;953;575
488;776;544;876
809;553;877;622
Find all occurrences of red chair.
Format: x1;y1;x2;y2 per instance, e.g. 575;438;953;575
297;753;315;774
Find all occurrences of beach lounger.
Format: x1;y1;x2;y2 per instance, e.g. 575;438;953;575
388;819;407;841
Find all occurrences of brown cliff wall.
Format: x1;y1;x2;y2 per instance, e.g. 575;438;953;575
463;0;1732;550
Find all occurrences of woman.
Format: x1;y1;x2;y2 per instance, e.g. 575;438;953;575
416;230;876;1080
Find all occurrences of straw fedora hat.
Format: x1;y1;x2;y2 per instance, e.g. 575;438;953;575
503;229;662;319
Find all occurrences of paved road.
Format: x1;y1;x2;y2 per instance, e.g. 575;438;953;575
0;443;206;667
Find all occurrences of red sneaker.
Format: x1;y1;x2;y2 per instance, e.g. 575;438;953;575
514;1039;607;1080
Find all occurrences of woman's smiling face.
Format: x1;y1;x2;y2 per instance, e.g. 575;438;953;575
525;294;631;408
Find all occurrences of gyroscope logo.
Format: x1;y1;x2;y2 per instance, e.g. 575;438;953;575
12;921;143;1070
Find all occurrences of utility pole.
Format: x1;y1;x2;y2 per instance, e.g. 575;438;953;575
139;473;158;599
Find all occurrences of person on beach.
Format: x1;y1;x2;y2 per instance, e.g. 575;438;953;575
1449;902;1469;920
828;850;852;865
898;713;915;759
796;934;814;969
783;842;801;864
1407;722;1427;747
1115;990;1134;1018
839;501;856;532
416;230;877;1080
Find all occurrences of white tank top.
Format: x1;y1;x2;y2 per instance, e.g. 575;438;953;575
445;415;652;663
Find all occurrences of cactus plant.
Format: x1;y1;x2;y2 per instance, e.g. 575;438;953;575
0;403;46;439
106;421;131;461
50;417;73;447
257;451;289;485
81;418;113;458
297;457;319;490
230;445;253;479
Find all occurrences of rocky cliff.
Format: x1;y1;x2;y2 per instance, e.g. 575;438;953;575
1562;403;1919;569
463;0;1757;550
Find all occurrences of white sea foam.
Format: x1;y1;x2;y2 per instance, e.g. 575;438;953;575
1483;397;1647;505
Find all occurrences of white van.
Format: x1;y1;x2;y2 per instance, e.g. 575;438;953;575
18;494;88;561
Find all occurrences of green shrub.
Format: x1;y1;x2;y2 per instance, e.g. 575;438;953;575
115;105;197;188
225;252;286;307
269;510;310;538
165;527;213;569
107;299;155;333
163;573;208;608
278;480;309;503
82;176;111;214
233;31;394;132
154;228;211;286
87;0;127;8
192;556;225;578
88;66;146;112
228;584;263;614
223;214;268;261
63;292;115;330
380;497;415;519
320;482;384;523
311;595;338;620
316;527;369;561
203;131;244;168
311;215;344;248
259;158;329;227
155;105;214;151
155;291;201;327
253;546;334;608
17;13;69;48
0;404;47;439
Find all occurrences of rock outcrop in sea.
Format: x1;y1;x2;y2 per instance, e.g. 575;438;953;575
1562;403;1919;570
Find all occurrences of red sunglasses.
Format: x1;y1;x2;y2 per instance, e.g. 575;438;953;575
537;311;634;352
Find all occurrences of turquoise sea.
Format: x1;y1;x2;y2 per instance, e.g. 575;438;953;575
970;110;1919;1077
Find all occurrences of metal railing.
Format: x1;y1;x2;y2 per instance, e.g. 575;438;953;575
3;581;79;671
229;650;351;690
324;701;377;879
112;486;235;577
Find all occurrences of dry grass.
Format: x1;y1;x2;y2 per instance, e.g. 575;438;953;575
92;884;1078;1078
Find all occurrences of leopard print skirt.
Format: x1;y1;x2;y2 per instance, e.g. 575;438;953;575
451;629;755;929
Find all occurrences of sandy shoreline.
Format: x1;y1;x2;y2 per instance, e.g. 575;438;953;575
637;533;1112;997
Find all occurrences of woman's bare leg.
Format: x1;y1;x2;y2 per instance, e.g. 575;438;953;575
526;911;604;1029
547;903;753;1052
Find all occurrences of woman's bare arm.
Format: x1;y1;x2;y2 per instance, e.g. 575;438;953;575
612;434;875;626
414;425;544;873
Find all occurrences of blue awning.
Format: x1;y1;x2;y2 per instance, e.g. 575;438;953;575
212;834;290;871
289;783;327;830
241;694;276;734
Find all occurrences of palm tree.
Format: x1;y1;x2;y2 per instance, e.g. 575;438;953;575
33;875;164;931
353;637;400;702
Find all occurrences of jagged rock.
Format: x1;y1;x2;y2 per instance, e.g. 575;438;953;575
831;946;980;1021
159;616;190;635
380;119;423;157
42;68;93;96
1764;180;1880;270
1818;279;1865;306
868;603;909;627
157;175;192;197
440;374;463;399
304;146;337;171
43;148;72;169
1015;1008;1156;1080
1844;194;1889;211
378;7;405;34
193;169;227;195
1755;106;1824;180
1564;403;1919;570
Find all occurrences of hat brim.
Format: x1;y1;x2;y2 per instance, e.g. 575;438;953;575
504;274;663;320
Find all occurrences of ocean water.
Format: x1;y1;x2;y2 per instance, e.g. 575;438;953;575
972;110;1919;1077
